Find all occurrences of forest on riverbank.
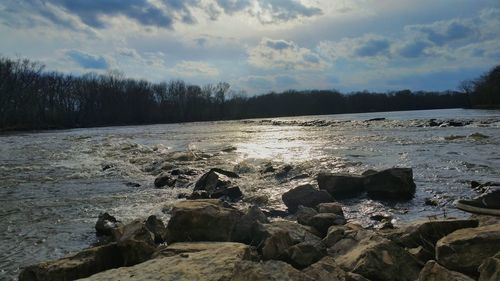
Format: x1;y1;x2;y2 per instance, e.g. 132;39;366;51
0;56;497;131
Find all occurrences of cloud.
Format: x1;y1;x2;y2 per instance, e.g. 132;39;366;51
319;34;392;62
66;50;109;69
170;61;220;77
354;37;391;57
253;0;322;24
394;39;432;58
249;38;326;70
216;0;252;14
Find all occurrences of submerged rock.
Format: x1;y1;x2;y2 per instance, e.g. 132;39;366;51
363;168;416;200
418;260;475;281
95;213;123;237
166;199;244;243
282;184;334;213
317;173;365;198
436;223;500;276
154;173;176;188
193;169;242;201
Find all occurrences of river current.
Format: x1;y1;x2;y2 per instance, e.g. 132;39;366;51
1;108;499;279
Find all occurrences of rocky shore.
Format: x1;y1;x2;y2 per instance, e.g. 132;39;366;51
19;167;500;281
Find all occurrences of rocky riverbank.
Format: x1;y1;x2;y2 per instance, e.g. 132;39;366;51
18;167;500;281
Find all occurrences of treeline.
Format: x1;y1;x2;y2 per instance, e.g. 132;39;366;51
461;65;500;108
1;56;469;131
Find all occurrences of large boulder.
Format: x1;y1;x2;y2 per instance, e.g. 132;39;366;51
479;251;500;281
95;213;123;237
316;202;345;216
166;199;244;243
317;173;365;198
323;225;346;247
193;169;242;201
436;224;500;276
282;184;334;213
231;205;269;244
335;235;422;281
287;240;327;269
19;243;123;281
418;260;474;281
81;243;255;281
363;168;416;199
389;219;479;263
303;256;370;281
296;206;318;225
308;213;347;237
231;260;315;281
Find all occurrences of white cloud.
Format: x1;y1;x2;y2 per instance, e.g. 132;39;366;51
170;61;220;77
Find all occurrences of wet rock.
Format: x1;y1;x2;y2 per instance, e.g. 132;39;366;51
365;117;386;122
260;164;276;174
469;132;489;140
243;195;269;205
95;213;123;237
363;168;416;200
145;215;168;244
81;243;255;281
322;225;346;247
308;213;347;236
335;235;422;281
436;223;500;276
418;260;475;281
390;219;478;264
317;173;365;198
112;218;157;245
478;251;500;281
287;239;327;269
154;173;176;188
261;208;289;218
193;169;242;201
316;202;344;216
424;197;439;206
166;199;244;243
276;164;293;178
117;239;156;266
232;260;314;281
369;213;392;222
19;243;124;281
296;206;318;225
290;173;309;181
282;184;334;213
303;256;370;281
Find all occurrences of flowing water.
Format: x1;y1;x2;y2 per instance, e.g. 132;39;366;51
1;108;500;279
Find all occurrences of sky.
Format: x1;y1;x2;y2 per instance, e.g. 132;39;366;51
1;0;499;95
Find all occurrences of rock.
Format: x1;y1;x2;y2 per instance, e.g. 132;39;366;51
166;199;244;243
117;239;156;266
287;240;327;269
193;169;242;201
145;215;168;244
369;213;392;222
261;208;289;218
232;205;269;244
316;202;344;216
282;184;334;213
424;197;439;206
479;251;500;281
112;218;155;245
335;235;421;281
363;168;416;200
436;223;500;276
154;173;176;188
276;165;293;178
323;226;346;247
231;260;315;281
257;221;322;261
308;213;347;236
95;213;122;237
365;117;386;122
317;173;365;198
19;243;124;281
303;256;370;281
390;219;478;264
418;260;475;281
296;206;318;225
81;243;255;281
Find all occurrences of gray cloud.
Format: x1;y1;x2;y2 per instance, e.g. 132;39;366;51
354;38;391;57
66;50;109;69
265;39;294;50
216;0;252;14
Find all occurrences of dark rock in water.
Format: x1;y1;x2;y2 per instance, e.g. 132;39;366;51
95;213;123;237
365;117;386;122
260;164;276;174
154;173;176;188
296;206;318;226
316;202;344;217
363;168;416;200
170;168;198;176
188;190;210;200
303;256;370;281
361;169;378;176
369;213;392;222
166;199;244;243
436;224;500;276
424;197;439;206
125;182;141;187
317;173;365;198
276;165;293;178
335;235;422;281
101;164;113;171
282;184;334;213
479;251;500;281
418;260;475;281
428;119;440;127
261;208;289;218
308;213;347;237
18;243;124;281
193;169;242;201
290;173;309;181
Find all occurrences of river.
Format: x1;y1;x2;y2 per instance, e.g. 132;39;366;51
1;108;499;279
